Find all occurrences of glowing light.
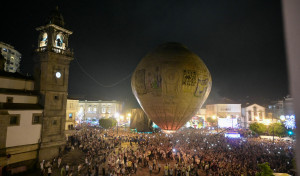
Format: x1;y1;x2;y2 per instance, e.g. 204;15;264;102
56;72;61;78
212;116;216;119
225;133;241;138
284;115;296;129
264;119;271;126
280;115;286;121
218;118;238;128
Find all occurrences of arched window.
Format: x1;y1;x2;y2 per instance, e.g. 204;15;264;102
55;33;64;49
39;32;48;47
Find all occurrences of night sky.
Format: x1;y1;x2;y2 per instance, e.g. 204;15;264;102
1;0;288;109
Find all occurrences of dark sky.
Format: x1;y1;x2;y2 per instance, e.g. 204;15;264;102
1;0;288;108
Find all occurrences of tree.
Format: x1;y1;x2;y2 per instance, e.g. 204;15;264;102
249;122;267;135
99;118;117;129
206;117;217;126
256;162;274;176
268;123;286;137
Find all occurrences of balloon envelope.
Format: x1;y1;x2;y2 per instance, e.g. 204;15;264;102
131;43;212;133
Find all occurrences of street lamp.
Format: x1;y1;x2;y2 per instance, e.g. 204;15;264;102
212;116;218;133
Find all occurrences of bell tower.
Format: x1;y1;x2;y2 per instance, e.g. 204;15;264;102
33;7;73;161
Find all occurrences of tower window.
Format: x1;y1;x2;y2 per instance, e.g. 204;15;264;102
52;120;57;125
54;95;59;100
56;33;64;48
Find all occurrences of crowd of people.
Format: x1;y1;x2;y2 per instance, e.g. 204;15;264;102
39;126;295;176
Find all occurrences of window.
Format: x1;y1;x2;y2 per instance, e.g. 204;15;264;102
102;107;106;113
69;113;73;119
7;97;13;103
253;106;257;116
248;111;252;121
54;95;59;100
56;33;64;48
93;106;97;112
68;124;73;130
9;115;20;126
52;120;57;125
32;114;42;124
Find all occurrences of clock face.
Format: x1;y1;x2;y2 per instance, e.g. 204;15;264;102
56;72;61;78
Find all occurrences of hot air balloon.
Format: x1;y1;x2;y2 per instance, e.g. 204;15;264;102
131;42;212;133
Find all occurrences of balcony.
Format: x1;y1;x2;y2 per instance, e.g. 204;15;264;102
35;46;73;57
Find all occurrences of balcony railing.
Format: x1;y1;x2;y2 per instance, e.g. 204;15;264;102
35;46;74;57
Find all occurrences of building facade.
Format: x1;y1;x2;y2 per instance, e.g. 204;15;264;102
65;99;79;131
77;100;123;122
205;104;242;118
241;103;267;128
0;72;43;171
0;42;21;73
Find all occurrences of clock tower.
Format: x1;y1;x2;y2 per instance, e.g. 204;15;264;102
33;7;73;161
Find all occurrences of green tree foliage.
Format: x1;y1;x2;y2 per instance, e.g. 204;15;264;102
99;118;117;129
268;123;286;137
256;162;274;176
206;117;217;126
249;122;267;135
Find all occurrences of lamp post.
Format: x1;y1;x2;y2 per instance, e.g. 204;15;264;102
212;116;218;133
115;113;120;135
126;113;131;131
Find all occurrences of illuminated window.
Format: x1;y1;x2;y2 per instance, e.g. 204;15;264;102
55;33;64;48
69;113;73;119
93;106;97;111
40;32;48;47
102;107;106;113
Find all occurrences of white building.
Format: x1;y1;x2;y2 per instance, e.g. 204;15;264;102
241;103;269;128
77;100;123;122
0;42;22;73
204;98;241;127
0;72;43;171
206;104;241;118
